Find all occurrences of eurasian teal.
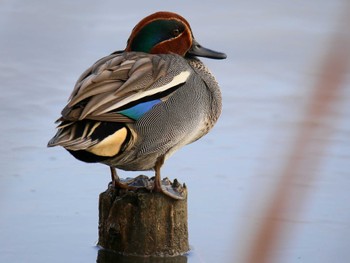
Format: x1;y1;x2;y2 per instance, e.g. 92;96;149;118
48;11;226;199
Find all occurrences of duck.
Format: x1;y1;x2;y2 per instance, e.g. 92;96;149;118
48;11;226;199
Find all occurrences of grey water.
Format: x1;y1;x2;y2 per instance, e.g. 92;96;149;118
1;1;350;262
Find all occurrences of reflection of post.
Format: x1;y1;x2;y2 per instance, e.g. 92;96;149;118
97;178;189;257
97;248;188;263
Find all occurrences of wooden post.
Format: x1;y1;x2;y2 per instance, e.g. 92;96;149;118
97;176;189;257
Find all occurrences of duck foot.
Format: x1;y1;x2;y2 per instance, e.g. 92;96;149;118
109;180;137;190
153;177;187;200
109;166;138;191
150;156;186;200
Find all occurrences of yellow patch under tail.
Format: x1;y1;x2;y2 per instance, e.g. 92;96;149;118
87;127;127;157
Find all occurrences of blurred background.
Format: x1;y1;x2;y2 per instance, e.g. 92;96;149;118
0;1;349;262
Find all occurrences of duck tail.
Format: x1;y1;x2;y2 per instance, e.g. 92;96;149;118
47;120;130;157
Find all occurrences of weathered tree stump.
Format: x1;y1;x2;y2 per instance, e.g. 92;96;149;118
98;176;189;257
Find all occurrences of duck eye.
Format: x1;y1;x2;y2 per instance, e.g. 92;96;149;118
172;28;180;37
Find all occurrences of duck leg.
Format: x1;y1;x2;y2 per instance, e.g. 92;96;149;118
153;156;185;200
110;166;136;190
153;156;165;192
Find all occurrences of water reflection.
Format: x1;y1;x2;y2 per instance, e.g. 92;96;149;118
97;249;188;263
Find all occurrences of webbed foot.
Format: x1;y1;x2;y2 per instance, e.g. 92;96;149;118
153;177;187;200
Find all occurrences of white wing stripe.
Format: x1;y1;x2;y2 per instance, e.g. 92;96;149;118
99;70;191;115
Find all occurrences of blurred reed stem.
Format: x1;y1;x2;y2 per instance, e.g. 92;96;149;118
245;3;350;263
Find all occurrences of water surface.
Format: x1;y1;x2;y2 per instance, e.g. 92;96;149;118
1;1;350;262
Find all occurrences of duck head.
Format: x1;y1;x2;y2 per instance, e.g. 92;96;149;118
125;11;227;60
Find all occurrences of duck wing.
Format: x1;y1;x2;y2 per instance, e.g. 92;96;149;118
60;52;191;123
